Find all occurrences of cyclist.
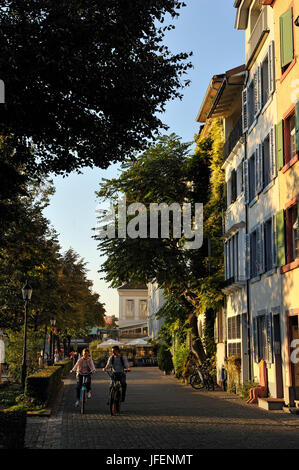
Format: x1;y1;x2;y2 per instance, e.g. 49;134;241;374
71;348;96;407
103;346;130;402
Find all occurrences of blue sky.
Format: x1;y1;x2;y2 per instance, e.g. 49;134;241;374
43;0;245;317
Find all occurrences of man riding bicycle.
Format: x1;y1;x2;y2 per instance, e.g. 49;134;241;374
103;346;130;402
71;348;96;407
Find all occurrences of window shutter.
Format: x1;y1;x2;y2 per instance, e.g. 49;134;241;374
214;315;219;344
258;65;262;113
295;99;299;154
269;125;277;180
276;120;284;171
256;145;263;193
280;8;294;68
242;88;248;133
266;312;274;364
253;317;259;363
243;159;249;204
272;215;277;268
245;233;250;280
276;209;286;267
254;70;259;118
268;41;275;95
258;223;265;275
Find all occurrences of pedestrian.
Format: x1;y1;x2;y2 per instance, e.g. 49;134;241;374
54;349;60;363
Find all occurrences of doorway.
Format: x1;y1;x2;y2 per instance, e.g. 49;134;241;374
273;314;283;398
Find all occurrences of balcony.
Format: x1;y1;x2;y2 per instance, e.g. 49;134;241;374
223;116;243;163
246;7;270;68
222;275;246;294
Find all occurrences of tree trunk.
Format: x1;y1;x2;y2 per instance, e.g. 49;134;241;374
188;312;206;365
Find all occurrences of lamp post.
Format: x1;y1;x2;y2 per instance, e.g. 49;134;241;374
21;280;33;389
49;316;56;364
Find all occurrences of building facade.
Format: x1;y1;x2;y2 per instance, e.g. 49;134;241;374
117;283;149;340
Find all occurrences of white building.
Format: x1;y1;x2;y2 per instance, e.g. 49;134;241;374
147;283;165;340
117;283;149;340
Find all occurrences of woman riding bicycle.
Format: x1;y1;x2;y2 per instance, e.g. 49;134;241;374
71;348;96;407
103;346;130;402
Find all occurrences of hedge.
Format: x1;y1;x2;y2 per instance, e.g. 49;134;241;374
53;359;73;377
25;365;64;406
0;409;26;449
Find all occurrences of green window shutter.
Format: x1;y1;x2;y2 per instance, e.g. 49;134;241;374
295;100;299;154
280;8;294;68
276;120;284;170
276;209;286;267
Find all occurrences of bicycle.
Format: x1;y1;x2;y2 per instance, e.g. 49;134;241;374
79;372;92;414
106;370;127;416
189;363;215;391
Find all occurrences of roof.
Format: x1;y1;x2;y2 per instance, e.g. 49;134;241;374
195;75;225;123
117;283;147;290
206;65;246;119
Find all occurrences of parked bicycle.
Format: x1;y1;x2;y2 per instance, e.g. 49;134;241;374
79;372;92;414
189;363;215;391
106;370;127;416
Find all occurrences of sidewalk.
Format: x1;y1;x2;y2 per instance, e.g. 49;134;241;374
25;367;299;449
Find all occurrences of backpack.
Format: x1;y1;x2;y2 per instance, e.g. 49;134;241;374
111;354;125;368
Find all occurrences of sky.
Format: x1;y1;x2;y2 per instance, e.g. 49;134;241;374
43;0;245;318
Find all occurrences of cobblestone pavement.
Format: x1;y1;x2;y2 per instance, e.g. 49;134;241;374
25;367;299;449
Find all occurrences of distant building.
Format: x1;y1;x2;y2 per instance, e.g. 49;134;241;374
117;283;149;340
147;283;165;340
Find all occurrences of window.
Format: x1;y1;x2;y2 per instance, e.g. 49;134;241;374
228;343;241;357
276;101;299;170
287;204;299;263
214;309;224;344
227;315;241;340
227;314;241;358
276;201;299;268
261;53;269;107
237;162;244;196
224;232;239;282
280;8;294;71
242;42;275;133
257;315;267;362
139;300;147;319
125;300;134;319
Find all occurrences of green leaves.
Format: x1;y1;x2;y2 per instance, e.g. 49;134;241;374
0;0;192;176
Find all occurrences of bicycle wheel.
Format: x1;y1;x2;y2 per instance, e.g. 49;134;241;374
190;372;205;390
110;389;117;416
115;387;121;414
81;389;86;414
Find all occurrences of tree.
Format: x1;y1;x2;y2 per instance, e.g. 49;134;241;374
94;133;222;364
0;0;192;178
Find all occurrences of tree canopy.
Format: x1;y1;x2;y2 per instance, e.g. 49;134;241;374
0;0;192;176
94;127;225;363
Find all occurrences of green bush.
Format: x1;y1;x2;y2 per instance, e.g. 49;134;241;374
0;383;23;408
0;409;26;449
158;344;173;374
173;341;189;379
53;359;73;377
25;365;63;406
237;380;259;401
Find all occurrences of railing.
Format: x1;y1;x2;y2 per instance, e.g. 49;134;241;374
247;7;269;65
223;116;243;162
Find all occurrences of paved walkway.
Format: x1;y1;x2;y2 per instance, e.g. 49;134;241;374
25;367;299;449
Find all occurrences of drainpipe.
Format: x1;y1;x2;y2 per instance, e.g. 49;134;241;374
244;130;252;382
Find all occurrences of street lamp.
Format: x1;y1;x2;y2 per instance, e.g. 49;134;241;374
49;316;56;364
21;280;33;389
